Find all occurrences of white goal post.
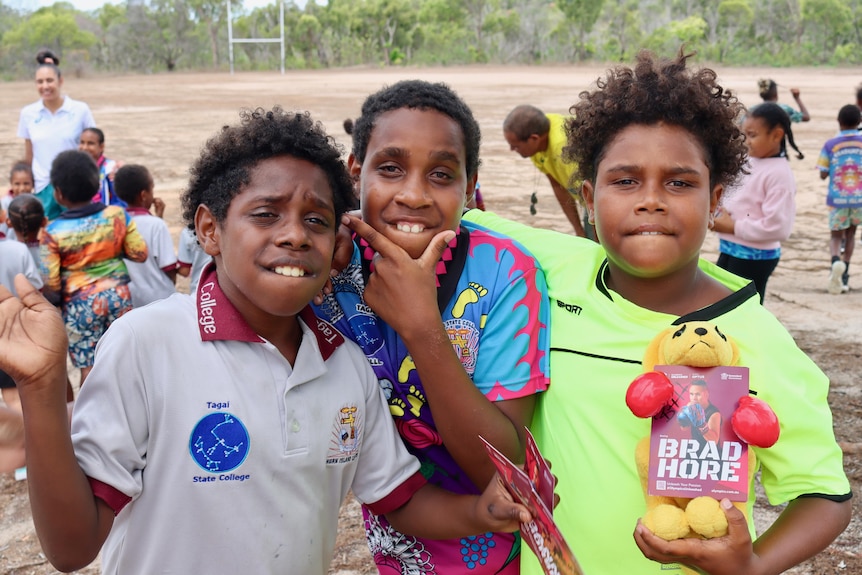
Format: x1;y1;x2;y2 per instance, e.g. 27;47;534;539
226;0;286;74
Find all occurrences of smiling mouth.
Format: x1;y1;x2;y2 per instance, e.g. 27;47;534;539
635;231;666;236
273;266;307;277
396;223;425;234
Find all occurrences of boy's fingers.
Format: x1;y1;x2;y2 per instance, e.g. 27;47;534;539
13;275;53;312
722;499;748;537
417;230;456;269
344;215;401;259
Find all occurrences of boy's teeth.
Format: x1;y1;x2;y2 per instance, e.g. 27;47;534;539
274;266;306;277
397;223;424;233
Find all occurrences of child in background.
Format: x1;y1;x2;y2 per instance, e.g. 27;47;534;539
176;227;210;294
0;107;531;574
0;230;44;414
114;164;177;307
78;127;125;208
466;50;850;575
758;78;810;122
317;80;550;574
7;194;47;266
41;150;147;385
817;104;862;293
712;102;801;303
1;162;36;239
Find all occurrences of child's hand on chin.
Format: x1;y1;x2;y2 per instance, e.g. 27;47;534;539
633;500;759;575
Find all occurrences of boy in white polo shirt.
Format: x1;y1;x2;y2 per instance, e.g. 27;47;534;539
0;107;531;575
114;164;178;307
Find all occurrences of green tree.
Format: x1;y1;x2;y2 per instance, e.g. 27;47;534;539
557;0;605;60
801;0;853;61
190;0;237;68
716;0;753;62
2;9;97;61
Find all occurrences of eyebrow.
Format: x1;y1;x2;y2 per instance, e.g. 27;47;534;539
604;164;703;177
374;146;461;164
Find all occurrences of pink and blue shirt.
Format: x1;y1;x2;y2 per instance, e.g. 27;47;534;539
315;219;550;575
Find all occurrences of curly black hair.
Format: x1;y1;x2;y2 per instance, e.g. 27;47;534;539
115;164;153;205
350;79;481;179
182;107;354;231
565;49;747;191
50;150;99;203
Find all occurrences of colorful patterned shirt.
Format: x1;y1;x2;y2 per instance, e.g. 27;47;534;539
817;130;862;208
41;203;147;305
314;220;550;575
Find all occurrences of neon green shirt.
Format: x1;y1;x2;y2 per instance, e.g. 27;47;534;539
464;209;850;575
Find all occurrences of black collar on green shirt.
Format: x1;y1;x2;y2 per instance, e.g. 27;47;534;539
594;258;759;323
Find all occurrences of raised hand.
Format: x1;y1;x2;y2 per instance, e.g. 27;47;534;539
0;275;68;389
344;214;455;338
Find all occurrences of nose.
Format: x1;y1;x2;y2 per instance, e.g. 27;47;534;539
275;216;310;249
694;327;708;336
395;174;431;208
636;180;667;213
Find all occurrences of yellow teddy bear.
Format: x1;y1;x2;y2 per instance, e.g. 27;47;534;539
625;321;780;546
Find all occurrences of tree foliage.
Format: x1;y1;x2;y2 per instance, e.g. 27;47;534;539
0;0;860;75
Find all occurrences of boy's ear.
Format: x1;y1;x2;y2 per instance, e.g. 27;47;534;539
581;180;595;211
465;173;478;204
194;205;222;257
347;153;361;180
709;183;724;215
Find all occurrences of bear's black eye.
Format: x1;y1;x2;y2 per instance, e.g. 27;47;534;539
715;326;727;341
673;325;687;338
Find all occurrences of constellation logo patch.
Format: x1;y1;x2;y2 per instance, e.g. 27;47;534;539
189;412;250;474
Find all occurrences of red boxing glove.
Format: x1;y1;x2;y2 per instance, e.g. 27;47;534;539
731;395;780;448
626;371;674;418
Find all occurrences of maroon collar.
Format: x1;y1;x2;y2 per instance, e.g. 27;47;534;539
195;263;343;360
125;206;151;216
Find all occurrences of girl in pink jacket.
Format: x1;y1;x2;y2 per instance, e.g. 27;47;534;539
713;102;802;303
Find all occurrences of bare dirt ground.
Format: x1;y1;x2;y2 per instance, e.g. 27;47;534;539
0;64;860;574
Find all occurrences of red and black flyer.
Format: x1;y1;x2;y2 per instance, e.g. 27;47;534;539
480;430;583;575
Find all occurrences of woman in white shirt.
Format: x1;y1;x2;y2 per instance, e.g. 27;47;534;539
17;62;96;221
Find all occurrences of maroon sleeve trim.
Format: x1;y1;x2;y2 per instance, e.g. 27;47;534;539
365;471;427;516
88;476;132;516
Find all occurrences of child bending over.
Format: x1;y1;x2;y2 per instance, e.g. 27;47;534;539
0;107;531;575
466;50;851;575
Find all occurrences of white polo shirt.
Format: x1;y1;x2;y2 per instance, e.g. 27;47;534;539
17;95;96;193
177;227;211;294
71;264;424;575
0;239;43;294
124;208;178;307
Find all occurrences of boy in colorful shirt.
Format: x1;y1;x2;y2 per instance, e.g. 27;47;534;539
40;150;147;384
817;104;862;293
316;80;550;574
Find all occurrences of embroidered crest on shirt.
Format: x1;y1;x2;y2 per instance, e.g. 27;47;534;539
326;403;362;464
